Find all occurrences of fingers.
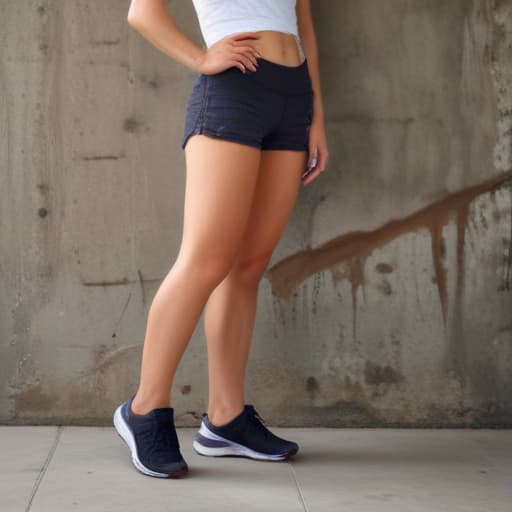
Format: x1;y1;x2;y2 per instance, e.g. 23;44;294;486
317;148;328;172
209;32;261;74
310;146;328;173
202;32;262;74
302;146;328;185
228;56;253;73
302;167;321;185
233;44;261;60
231;48;260;72
228;59;247;73
229;41;261;72
307;146;318;169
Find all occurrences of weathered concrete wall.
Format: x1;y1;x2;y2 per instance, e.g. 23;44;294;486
1;0;511;427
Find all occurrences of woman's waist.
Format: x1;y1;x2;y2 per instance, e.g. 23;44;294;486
249;30;304;67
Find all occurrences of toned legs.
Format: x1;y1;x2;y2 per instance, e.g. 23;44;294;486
131;135;261;414
204;149;307;426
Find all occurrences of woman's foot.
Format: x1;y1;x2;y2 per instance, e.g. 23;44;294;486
113;395;188;478
193;404;299;461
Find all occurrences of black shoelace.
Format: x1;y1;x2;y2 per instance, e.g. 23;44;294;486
246;405;271;438
137;418;179;458
153;420;179;450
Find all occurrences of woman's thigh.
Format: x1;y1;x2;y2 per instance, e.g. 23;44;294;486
177;134;262;274
231;148;307;273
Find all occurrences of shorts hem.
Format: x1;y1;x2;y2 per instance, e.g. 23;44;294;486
261;144;309;152
182;128;262;151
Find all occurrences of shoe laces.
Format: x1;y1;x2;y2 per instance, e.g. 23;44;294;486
153;419;179;450
137;416;179;456
246;405;271;438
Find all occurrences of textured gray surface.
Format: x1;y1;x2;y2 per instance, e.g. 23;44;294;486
2;426;511;511
1;0;511;426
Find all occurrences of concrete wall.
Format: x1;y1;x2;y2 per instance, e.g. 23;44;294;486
1;0;511;427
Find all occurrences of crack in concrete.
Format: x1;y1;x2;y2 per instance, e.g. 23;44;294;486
25;426;62;512
287;460;310;512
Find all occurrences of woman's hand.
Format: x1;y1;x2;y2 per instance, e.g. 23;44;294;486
302;117;329;186
195;32;262;75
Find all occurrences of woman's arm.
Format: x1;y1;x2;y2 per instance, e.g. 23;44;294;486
127;0;205;72
296;0;324;124
296;0;329;181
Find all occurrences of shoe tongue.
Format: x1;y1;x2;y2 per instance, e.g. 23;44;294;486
245;404;257;419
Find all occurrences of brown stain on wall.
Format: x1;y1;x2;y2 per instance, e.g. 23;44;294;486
266;169;512;332
364;361;404;386
305;376;319;399
180;384;192;394
376;262;394;274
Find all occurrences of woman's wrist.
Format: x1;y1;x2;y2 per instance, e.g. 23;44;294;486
312;104;325;124
192;51;206;72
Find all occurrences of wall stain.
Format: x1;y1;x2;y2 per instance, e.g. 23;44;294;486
364;360;404;386
80;154;123;161
376;279;392;296
376;262;394;274
305;376;319;399
178;410;202;422
266;169;512;334
180;384;192;394
123;117;142;133
90;39;120;46
81;276;161;286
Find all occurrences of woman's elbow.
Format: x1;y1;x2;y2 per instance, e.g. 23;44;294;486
127;0;166;28
127;8;143;28
127;0;146;28
127;14;140;29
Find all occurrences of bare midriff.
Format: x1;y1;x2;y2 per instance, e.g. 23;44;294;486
248;30;304;66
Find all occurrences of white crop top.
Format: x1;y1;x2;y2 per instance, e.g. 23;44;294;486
191;0;302;54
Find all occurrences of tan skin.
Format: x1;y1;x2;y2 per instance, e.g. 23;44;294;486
127;0;328;425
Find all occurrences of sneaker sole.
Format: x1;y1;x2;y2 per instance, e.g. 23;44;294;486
113;403;188;478
192;421;298;461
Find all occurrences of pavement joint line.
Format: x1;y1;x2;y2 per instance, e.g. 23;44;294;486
25;425;63;512
287;459;309;512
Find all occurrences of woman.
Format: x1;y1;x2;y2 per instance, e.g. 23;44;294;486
113;0;328;478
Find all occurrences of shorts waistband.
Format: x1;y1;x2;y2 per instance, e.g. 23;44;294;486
243;57;312;95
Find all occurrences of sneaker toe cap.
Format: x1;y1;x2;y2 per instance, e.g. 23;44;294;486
280;440;299;457
148;458;188;475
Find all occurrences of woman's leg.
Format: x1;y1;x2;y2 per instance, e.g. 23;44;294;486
204;149;307;426
131;135;262;415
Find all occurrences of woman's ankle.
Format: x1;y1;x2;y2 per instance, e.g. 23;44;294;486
207;403;244;427
131;393;171;415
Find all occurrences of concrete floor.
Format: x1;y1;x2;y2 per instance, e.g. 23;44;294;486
1;426;511;511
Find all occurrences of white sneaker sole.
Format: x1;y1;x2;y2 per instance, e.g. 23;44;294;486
113;403;188;478
192;421;296;461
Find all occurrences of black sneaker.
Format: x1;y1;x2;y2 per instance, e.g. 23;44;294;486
192;404;299;461
113;395;188;478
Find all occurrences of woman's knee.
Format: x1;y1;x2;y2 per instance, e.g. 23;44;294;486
230;250;273;288
175;249;236;290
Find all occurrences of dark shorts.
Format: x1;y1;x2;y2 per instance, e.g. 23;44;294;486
181;57;313;152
